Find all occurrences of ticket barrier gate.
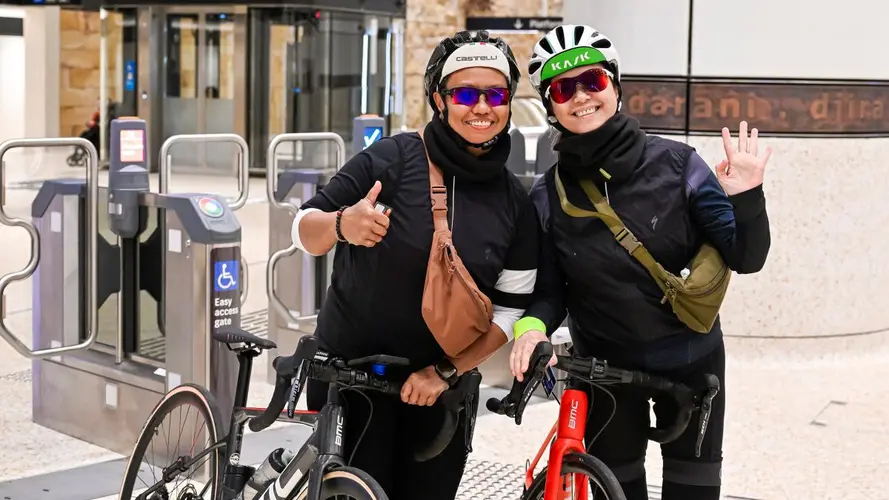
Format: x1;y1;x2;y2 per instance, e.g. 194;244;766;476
265;132;346;383
0;121;248;456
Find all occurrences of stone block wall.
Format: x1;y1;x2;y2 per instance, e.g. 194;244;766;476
268;25;295;137
59;10;122;138
404;0;563;129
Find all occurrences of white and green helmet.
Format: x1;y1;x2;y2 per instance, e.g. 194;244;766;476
528;24;621;100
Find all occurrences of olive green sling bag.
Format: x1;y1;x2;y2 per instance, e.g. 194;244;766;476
553;167;730;334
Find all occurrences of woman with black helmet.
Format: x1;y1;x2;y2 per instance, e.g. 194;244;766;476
291;30;538;499
509;25;773;500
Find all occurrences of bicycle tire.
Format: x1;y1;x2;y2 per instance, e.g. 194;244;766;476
523;452;626;500
293;466;389;500
118;383;226;500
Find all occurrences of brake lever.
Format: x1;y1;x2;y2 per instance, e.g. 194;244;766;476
694;385;719;458
286;361;308;419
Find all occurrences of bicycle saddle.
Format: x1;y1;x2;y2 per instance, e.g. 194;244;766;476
212;328;277;350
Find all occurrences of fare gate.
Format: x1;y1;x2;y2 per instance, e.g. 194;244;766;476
265;132;346;382
159;133;251;306
0;122;249;456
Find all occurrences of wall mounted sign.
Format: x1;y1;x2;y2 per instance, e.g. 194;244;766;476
466;17;563;32
621;77;889;137
0;17;23;36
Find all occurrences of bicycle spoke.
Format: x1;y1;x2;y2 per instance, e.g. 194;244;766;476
132;402;214;499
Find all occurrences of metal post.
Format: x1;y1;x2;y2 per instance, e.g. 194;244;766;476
0;138;99;358
265;132;345;326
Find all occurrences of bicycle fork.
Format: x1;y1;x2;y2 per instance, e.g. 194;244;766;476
545;389;589;500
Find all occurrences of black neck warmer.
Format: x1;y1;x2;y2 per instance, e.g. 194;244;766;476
422;113;510;183
554;112;647;185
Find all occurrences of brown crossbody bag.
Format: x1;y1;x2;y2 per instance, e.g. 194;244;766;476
417;131;494;357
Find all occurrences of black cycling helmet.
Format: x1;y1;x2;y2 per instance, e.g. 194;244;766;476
423;30;522;149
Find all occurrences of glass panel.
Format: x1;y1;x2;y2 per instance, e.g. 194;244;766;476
247;8;335;171
103;8;139;119
91;188;162;360
200;12;237;172
329;11;364;156
162;13;199;142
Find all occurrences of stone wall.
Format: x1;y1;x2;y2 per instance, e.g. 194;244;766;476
404;0;563;130
59;10;122;138
268;25;295;137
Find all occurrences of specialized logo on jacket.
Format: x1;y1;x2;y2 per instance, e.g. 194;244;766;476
542;47;607;80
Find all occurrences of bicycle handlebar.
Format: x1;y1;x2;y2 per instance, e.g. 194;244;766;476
486;342;720;456
249;337;481;462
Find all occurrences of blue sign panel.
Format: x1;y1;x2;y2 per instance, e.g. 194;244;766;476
124;60;136;92
213;260;239;292
363;126;383;150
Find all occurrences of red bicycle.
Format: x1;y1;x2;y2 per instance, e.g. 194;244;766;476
487;341;719;500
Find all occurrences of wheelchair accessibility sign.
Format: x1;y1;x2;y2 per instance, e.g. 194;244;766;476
214;260;239;292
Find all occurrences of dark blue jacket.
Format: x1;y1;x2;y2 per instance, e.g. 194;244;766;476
525;136;770;370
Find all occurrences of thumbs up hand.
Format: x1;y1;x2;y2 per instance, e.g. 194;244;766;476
339;181;391;247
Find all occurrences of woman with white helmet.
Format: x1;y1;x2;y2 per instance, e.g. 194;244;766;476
292;30;539;499
509;25;774;500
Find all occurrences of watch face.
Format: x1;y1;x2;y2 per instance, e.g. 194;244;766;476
437;362;457;380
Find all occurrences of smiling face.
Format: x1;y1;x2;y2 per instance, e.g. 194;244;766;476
548;63;619;134
434;67;510;150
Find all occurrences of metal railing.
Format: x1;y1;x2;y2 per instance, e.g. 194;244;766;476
0;138;99;358
265;132;346;327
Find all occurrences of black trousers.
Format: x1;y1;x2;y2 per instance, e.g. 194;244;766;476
306;378;470;500
584;340;726;500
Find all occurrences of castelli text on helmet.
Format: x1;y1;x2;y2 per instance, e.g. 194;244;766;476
456;55;500;62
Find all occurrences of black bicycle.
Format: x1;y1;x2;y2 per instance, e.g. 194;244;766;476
119;331;481;500
487;341;720;500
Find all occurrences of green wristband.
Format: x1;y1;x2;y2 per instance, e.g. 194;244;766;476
514;317;546;341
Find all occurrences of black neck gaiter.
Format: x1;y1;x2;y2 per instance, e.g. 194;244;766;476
554;112;647;185
422;113;510;183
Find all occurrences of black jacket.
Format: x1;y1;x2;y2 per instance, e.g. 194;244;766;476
525;136;770;370
298;132;539;371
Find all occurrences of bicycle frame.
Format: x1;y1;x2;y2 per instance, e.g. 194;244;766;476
525;388;591;500
237;382;354;500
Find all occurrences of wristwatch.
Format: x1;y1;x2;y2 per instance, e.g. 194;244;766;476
434;359;459;386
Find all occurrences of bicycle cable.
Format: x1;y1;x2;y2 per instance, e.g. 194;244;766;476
577;378;618;453
337;383;375;467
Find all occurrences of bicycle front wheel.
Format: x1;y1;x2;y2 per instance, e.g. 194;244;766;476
118;383;225;500
293;466;389;500
523;453;626;500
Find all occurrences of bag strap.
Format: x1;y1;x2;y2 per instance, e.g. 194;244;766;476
553;167;672;291
418;129;450;232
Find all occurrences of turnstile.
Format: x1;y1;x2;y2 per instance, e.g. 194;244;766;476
0;123;249;456
265;133;346;383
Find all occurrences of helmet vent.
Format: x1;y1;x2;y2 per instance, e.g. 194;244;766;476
529;61;542;75
573;26;585;43
539;37;554;54
593;39;612;49
555;26;566;48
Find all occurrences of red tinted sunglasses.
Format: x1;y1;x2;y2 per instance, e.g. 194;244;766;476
547;68;613;104
442;87;511;107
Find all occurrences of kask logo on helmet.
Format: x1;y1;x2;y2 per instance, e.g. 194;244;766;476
542;46;606;81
